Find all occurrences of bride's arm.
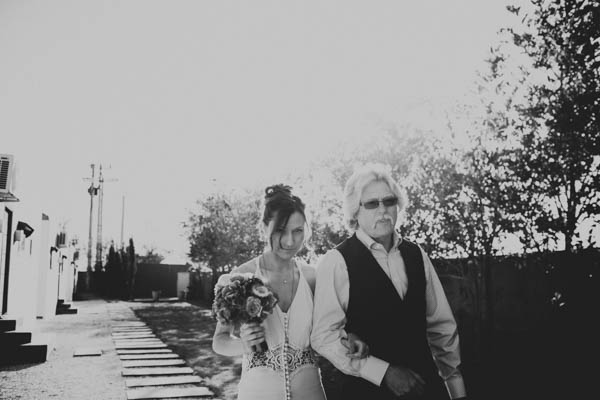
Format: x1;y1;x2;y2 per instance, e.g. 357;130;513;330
212;321;265;357
212;321;244;357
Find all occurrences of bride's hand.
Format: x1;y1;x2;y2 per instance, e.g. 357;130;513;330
239;322;265;352
342;332;369;359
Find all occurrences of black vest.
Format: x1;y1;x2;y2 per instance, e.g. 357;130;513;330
336;234;448;400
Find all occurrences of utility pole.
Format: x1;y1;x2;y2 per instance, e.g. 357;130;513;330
94;164;118;271
95;165;104;271
84;164;98;291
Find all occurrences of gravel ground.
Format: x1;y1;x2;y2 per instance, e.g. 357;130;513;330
0;296;129;400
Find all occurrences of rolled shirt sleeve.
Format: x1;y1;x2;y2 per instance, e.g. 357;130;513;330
421;248;467;398
311;249;390;386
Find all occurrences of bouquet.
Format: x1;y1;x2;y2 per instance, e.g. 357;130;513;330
212;272;278;352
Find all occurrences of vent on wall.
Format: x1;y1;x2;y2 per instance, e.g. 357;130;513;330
0;154;18;201
0;154;14;193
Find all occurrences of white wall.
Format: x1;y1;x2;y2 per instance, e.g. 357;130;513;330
5;205;39;330
177;271;190;297
35;214;51;319
44;249;60;318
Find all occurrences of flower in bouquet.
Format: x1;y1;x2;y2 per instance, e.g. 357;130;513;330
212;272;278;352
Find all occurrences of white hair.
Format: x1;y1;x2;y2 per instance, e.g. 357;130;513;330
342;163;408;231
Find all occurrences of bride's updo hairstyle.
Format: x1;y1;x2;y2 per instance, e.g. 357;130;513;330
260;184;311;249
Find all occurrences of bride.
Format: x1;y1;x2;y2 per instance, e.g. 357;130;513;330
212;184;367;400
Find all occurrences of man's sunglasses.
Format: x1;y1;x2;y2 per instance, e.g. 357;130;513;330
360;196;399;210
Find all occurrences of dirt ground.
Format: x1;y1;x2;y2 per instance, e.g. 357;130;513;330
0;297;127;400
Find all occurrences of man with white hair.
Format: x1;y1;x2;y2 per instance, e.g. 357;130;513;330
311;163;467;400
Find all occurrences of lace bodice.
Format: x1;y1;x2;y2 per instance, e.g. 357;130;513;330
237;257;322;400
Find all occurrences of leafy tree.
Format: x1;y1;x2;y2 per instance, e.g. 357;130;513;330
506;0;600;253
309;122;521;259
184;190;264;282
137;247;165;264
290;173;349;259
423;45;530;259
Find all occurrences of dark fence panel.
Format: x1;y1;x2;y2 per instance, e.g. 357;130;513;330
133;263;190;298
433;248;600;400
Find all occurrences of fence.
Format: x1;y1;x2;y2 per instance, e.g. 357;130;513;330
133;263;191;299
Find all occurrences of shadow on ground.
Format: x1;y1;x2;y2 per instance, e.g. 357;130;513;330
130;301;241;400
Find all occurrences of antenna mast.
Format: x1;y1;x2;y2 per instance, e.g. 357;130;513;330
94;164;118;271
95;165;104;270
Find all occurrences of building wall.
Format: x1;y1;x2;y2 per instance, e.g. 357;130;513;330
1;202;77;325
2;203;42;329
35;214;53;319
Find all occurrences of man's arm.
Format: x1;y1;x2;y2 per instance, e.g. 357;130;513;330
421;247;467;399
311;250;390;386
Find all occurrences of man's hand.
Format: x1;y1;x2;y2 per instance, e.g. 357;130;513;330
341;332;369;359
382;365;425;398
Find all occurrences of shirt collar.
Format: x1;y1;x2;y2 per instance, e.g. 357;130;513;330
356;227;402;250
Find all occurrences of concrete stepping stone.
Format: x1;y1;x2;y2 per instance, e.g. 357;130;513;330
73;348;102;357
125;375;202;388
113;326;148;329
120;354;179;360
117;349;172;355
113;324;149;328
115;342;164;348
116;343;168;350
122;367;194;376
114;322;146;326
113;334;156;339
126;386;214;399
113;328;152;332
114;339;163;344
122;359;186;368
113;324;149;327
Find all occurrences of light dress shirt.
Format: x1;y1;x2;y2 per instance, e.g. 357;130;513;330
311;228;467;399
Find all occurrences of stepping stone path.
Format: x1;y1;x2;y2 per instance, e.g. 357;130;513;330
73;347;103;357
108;304;214;399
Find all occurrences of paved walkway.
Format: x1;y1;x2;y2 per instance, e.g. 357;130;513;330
0;295;215;400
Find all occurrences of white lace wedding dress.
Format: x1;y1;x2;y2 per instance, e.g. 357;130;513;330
237;258;326;400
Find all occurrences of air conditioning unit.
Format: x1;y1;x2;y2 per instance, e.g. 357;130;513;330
0;154;16;194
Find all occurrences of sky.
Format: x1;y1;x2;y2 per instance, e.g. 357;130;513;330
1;0;526;261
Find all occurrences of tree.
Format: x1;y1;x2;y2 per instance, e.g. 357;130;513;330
124;238;137;300
507;0;600;253
104;241;123;298
422;45;530;259
313;125;450;253
137;247;165;264
184;190;264;283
